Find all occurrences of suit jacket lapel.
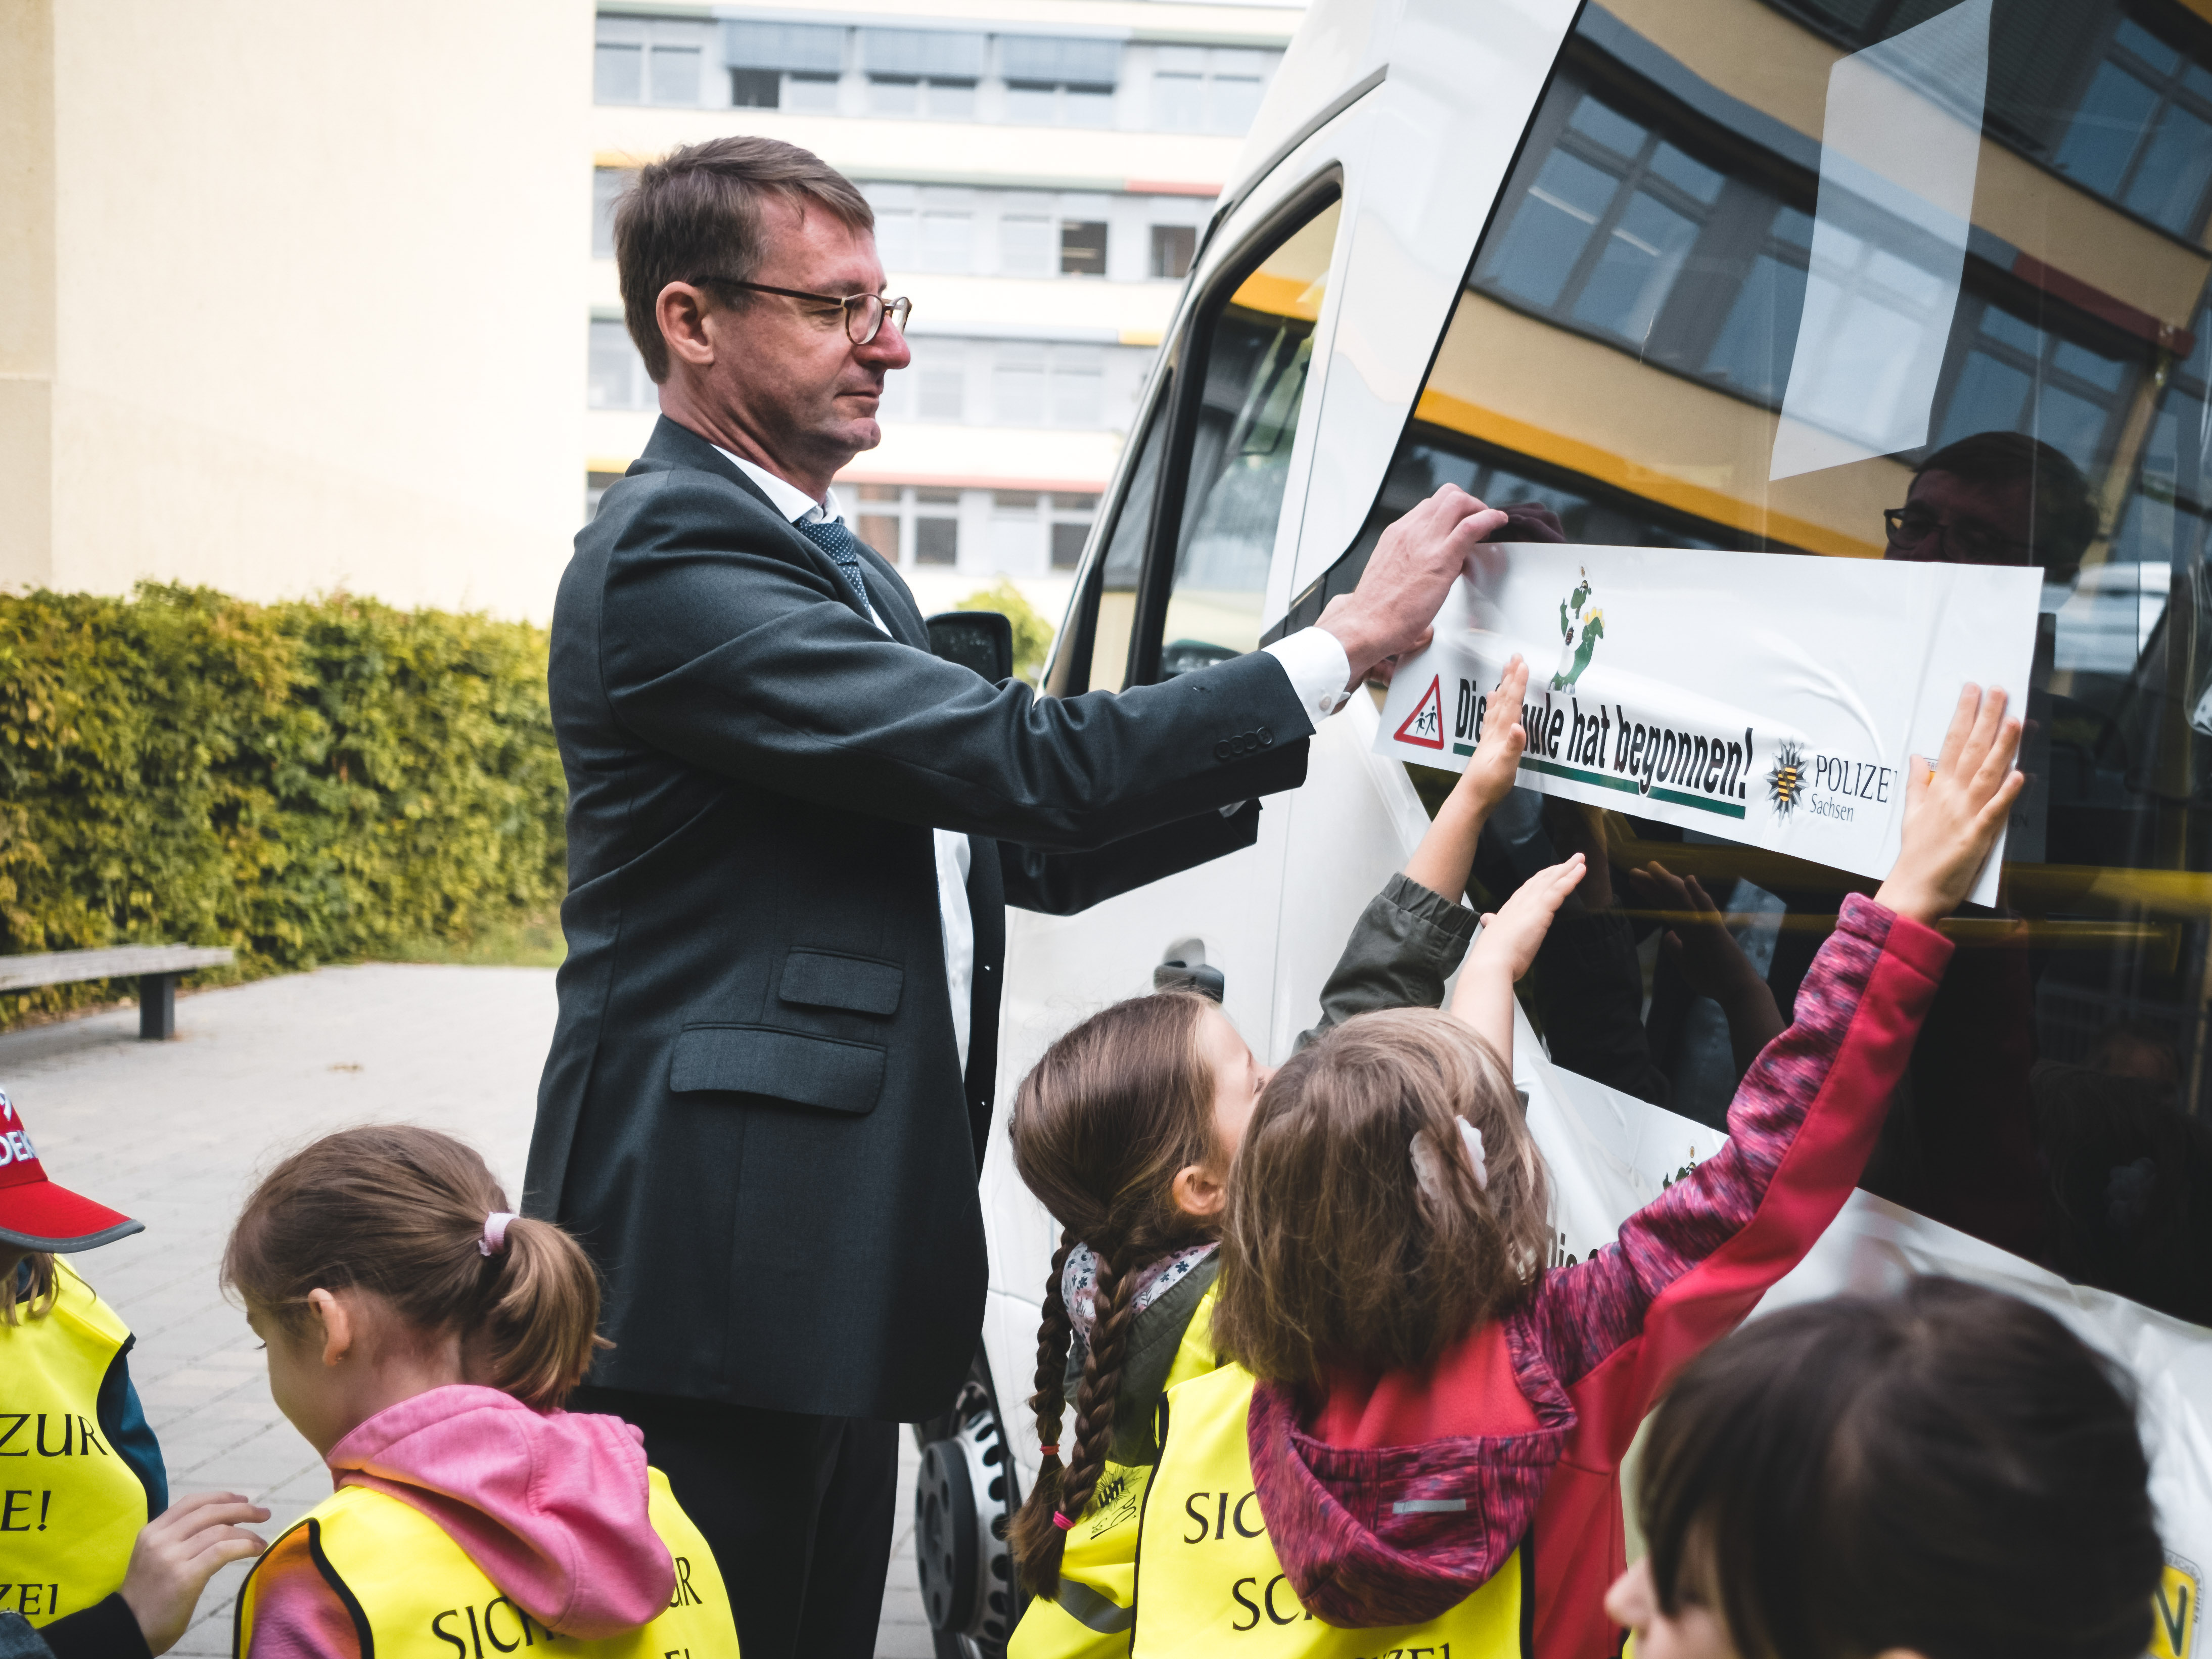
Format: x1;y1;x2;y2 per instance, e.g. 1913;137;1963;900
857;543;930;650
642;417;890;634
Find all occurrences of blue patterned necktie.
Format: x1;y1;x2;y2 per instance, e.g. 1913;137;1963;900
795;517;871;612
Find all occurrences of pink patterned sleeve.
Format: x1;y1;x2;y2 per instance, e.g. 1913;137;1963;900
1517;892;1954;1459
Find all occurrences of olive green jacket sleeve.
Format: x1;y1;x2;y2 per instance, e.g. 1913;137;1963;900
1293;872;1480;1052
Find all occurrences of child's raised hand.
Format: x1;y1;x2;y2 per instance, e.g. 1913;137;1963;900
119;1490;269;1654
1455;655;1530;810
1874;683;2024;925
1471;853;1586;983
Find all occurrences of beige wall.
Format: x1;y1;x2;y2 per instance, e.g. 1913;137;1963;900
3;0;591;620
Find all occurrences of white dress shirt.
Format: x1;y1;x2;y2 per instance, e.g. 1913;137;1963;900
712;445;1352;1077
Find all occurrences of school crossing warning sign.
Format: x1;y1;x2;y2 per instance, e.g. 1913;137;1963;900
1372;542;2040;907
1393;675;1445;749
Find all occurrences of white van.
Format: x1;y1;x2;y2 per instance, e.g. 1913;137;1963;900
913;0;2212;1652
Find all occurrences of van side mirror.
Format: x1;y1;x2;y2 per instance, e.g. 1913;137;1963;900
927;611;1013;684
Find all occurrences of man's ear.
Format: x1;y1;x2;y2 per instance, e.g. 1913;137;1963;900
1170;1163;1226;1220
655;281;719;371
306;1288;355;1369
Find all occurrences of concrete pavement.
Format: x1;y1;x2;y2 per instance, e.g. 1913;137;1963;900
0;967;935;1657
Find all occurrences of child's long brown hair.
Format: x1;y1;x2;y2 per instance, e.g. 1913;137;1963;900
222;1125;606;1410
1213;1007;1547;1384
1006;992;1220;1597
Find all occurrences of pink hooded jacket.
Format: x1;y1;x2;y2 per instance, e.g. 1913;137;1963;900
245;1386;677;1659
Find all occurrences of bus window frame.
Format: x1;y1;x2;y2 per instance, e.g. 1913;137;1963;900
1079;168;1346;694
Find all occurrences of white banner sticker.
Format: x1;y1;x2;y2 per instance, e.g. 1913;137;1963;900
1371;541;2040;906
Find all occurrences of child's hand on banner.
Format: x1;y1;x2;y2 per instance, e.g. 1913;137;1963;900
1873;683;2024;925
1459;655;1530;810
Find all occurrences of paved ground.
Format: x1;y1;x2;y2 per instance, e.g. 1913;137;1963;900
0;968;934;1657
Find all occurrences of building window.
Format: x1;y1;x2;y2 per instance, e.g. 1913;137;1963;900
597;18;714;107
650;44;701;105
721;20;845;111
592;167;635;259
861;28;985;121
914;488;961;564
855;483;903;562
1150;48;1272;134
992;343;1107;427
594;41;642;104
1150;224;1196;279
588;318;655;410
916;340;967;421
1051;493;1099;567
2053;17;2212;236
785;73;839;112
586;470;623;523
1061;220;1109;276
1000;35;1121;126
1001;215;1054;276
730;68;780;108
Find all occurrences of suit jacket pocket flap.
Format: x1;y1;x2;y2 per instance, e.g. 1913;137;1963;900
670;1024;886;1115
779;948;903;1016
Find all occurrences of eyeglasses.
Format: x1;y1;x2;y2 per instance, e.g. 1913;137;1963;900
1882;505;2034;565
695;277;912;345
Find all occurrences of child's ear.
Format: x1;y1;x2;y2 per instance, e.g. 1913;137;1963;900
306;1288;355;1368
1171;1163;1226;1220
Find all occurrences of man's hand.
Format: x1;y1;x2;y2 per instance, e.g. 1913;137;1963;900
119;1491;269;1655
1873;683;2024;926
1317;485;1508;684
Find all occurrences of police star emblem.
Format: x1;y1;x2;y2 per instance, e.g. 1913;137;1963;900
1767;741;1807;817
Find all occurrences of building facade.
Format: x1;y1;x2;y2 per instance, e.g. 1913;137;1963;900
586;0;1302;620
1;0;592;620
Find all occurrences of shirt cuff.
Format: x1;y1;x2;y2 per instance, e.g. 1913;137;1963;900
1261;628;1353;731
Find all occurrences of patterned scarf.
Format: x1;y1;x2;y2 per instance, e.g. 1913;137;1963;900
1062;1240;1219;1347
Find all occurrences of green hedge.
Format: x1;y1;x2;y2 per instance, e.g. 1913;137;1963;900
0;584;566;1027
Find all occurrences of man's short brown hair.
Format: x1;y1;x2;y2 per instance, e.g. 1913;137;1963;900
613;135;873;383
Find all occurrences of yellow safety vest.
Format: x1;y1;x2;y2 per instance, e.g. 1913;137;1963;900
235;1465;740;1659
1011;1285;1223;1659
0;1260;147;1626
1129;1364;1526;1659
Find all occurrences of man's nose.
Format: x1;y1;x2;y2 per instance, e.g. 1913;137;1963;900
860;319;912;371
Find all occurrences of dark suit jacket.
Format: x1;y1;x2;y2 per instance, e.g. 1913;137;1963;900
527;416;1311;1421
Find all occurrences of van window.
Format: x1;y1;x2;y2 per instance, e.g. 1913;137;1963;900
1050;190;1343;695
1351;0;2212;1329
1157;200;1342;678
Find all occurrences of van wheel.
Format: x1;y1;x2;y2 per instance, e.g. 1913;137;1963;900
913;1351;1023;1659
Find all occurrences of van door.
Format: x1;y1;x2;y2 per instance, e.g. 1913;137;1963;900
983;0;1589;1461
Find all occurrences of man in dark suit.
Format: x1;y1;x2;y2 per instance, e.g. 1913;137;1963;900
527;136;1505;1659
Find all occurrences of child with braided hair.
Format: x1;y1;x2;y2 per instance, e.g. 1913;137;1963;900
1003;657;1560;1659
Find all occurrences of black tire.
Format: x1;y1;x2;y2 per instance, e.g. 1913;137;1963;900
914;1348;1027;1659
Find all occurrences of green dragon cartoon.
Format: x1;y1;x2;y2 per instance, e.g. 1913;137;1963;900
1551;569;1604;690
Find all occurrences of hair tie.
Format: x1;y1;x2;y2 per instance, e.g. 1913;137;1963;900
1409;1118;1489;1201
1052;1512;1075;1531
479;1212;517;1258
1038;1444;1059;1458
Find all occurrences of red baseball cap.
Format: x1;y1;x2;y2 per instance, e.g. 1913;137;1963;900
0;1088;142;1252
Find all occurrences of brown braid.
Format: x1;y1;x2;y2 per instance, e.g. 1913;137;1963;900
1009;1231;1077;1594
1004;990;1223;1598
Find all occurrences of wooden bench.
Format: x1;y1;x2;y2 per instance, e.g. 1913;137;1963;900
0;945;236;1040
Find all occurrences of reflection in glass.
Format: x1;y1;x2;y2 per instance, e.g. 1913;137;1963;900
1769;0;1990;478
1323;0;2212;1330
1157;200;1342;674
